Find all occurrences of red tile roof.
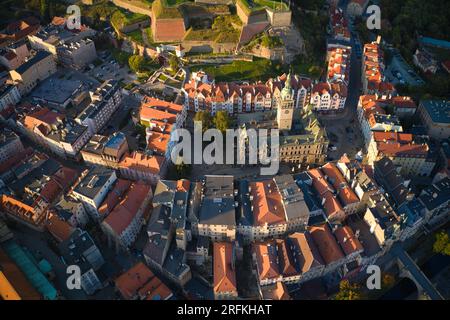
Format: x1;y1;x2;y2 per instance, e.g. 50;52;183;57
103;182;151;235
115;262;173;300
334;226;364;256
250;180;286;226
308;224;345;265
213;242;237;295
119;152;164;175
253;241;280;282
46;211;74;242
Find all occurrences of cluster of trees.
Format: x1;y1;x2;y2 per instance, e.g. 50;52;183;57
334;280;363;300
377;0;450;63
193;110;232;134
128;54;160;76
433;231;450;256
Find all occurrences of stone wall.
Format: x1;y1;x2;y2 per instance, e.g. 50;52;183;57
120;19;150;33
195;0;231;4
112;0;153;16
266;9;291;27
182;40;236;54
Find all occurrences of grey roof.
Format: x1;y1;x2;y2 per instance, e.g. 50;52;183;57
153;180;178;207
237;179;253;226
199;197;236;226
274;175;310;224
81;134;108;156
46;121;89;145
15;50;52;74
10;158;60;196
397;199;426;228
374;157;410;207
59;229;104;272
73;166;115;200
30;76;83;105
55;196;81;221
0;129;20;149
419;177;450;211
146;205;172;265
199;175;236;226
172;190;188;231
0;84;17;98
188;181;202;223
420;100;450;124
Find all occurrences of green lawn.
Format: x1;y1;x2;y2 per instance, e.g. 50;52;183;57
237;0;288;15
245;32;283;50
152;0;183;18
191;58;284;82
111;9;148;30
126;29;144;44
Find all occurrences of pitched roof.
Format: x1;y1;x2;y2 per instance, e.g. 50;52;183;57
334;226;364;256
253;241;280;281
308;224;345;264
115;262;172;300
288;232;324;273
103;182;151;235
213;242;237;295
250;180;286;226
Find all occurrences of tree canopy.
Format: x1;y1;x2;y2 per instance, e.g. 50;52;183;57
128;55;145;73
194;111;213;133
433;231;450;256
334;280;363;300
213;111;231;134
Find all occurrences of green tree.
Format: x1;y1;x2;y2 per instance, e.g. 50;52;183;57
40;0;49;22
213;110;231;134
382;273;396;289
128;55;144;73
194;111;213;133
168;55;179;72
433;231;450;256
335;280;363;300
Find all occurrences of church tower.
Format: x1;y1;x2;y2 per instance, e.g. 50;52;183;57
276;69;295;131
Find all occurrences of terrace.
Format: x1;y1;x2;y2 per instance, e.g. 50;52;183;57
237;0;289;15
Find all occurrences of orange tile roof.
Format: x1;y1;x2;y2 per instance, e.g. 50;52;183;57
0;195;46;226
334;226;364;256
142;96;183;114
46;211;75;242
276;240;297;277
119;152;164;175
253;241;280;281
308;224;345;265
98;179;132;217
103;182;151;235
372;132;428;157
146;132;170;154
288;232;324;273
321;163;359;206
115;262;172;300
250;180;286;226
213;242;237;295
23;108;64;132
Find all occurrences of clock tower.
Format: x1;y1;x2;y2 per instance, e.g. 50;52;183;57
276;69;295;131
